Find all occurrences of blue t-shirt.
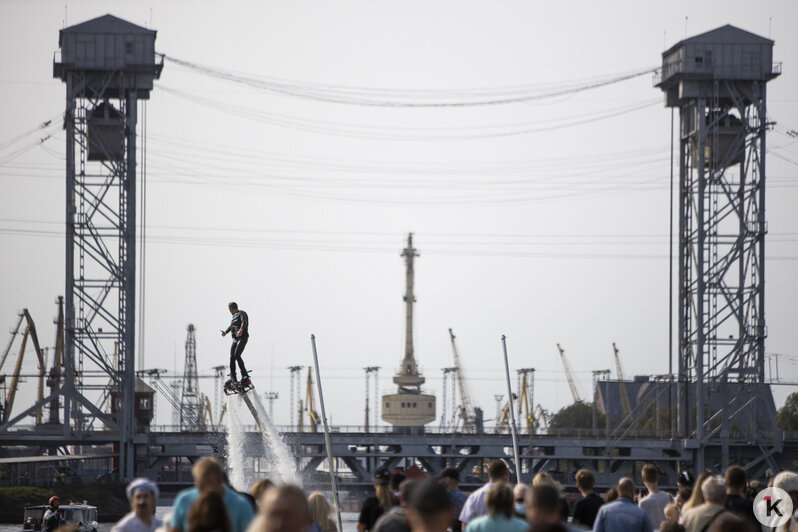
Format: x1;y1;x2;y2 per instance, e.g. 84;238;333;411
448;489;469;517
464;514;529;532
170;485;254;532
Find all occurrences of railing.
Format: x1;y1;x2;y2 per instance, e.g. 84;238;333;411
4;423;792;442
652;69;663;86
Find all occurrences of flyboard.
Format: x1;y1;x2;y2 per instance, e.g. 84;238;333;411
224;378;265;433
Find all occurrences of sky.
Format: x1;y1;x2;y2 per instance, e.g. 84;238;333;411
1;0;797;430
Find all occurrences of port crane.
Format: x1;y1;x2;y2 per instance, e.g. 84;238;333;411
517;368;535;433
557;343;582;403
300;367;320;432
449;329;478;432
1;309;46;424
613;342;632;417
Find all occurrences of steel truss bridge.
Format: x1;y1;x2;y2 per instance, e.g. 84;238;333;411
0;425;792;492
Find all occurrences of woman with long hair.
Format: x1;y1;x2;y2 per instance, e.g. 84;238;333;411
308;492;337;532
681;470;711;512
357;468;397;532
187;491;232;532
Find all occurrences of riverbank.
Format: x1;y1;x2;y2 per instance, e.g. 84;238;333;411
0;484;129;523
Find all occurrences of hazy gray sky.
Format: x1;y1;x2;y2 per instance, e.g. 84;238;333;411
1;0;797;428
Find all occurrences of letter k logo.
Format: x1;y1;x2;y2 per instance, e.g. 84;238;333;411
765;496;783;517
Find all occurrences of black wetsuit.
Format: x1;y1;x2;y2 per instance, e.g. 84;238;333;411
225;310;249;380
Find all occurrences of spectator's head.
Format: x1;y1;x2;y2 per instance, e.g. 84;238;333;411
574;469;595;494
513;484;529;516
677;470;694;488
700;475;726;505
706;511;754;532
772;471;798;511
525;483;562;525
260;485;312;532
126;478;158;519
641;464;659;487
675;487;692;508
391;470;407;493
251;478;275;508
438;467;460;490
617;477;636;499
664;502;680;524
373;467;390;487
406;479;454;532
488;460;510;483
484;482;514;518
746;480;764;500
660;523;686;532
372;467;396;510
307;492;334;532
191;457;226;493
604;487;619;503
187;490;231;532
399;479;420;508
532;472;563;496
725;466;747;495
684;470;711;509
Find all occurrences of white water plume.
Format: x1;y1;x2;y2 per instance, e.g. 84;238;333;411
226;393;301;491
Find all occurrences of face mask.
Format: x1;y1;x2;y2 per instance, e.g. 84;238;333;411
514;503;525;515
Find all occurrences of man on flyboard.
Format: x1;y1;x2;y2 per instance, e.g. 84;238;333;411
222;301;251;392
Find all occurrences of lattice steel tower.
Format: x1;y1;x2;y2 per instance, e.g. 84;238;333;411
181;324;202;429
53;15;162;479
656;25;780;470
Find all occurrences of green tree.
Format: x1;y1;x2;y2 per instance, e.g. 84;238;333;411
776;392;798;430
549;401;604;429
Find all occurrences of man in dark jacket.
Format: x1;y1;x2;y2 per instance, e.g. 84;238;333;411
724;466;756;525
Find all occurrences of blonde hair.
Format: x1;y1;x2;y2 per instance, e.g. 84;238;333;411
308;492;337;532
192;457;225;482
682;470;711;511
375;483;395;510
532;472;563;495
250;478;274;503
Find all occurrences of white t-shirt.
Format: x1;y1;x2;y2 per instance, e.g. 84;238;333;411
111;512;164;532
638;490;673;529
459;482;494;525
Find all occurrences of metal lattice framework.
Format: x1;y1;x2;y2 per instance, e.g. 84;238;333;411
181;324;203;429
656;25;781;472
677;80;773;469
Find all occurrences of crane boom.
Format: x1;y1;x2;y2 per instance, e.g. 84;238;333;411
613;342;632;416
557;343;582;403
449;329;477;432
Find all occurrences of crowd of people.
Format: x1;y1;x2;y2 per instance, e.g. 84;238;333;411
41;458;798;532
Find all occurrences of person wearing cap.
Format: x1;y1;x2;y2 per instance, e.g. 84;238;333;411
112;478;163;532
438;468;467;532
358;467;398;532
43;496;63;532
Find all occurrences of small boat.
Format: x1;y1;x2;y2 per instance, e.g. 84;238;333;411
23;503;99;532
